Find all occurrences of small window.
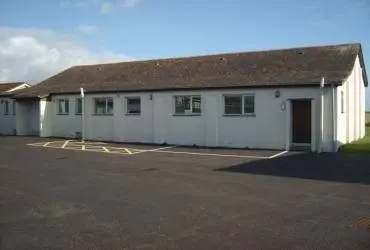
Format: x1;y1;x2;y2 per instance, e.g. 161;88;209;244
76;98;82;115
224;94;255;115
244;95;255;114
12;101;16;115
126;97;141;115
341;91;345;114
57;98;69;115
4;100;9;115
224;96;242;115
174;96;201;115
94;97;114;115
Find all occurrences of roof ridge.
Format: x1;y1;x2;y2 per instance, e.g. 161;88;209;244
73;43;361;68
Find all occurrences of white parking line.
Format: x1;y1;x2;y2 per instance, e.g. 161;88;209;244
268;151;288;159
143;145;178;152
124;148;133;154
61;140;70;148
150;150;269;159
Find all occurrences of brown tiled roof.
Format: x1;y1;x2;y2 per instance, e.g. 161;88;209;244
0;82;24;96
14;43;368;98
0;82;25;94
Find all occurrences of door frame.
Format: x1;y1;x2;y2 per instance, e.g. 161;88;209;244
286;98;315;152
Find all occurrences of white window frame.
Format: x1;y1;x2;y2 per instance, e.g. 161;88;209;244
93;97;114;116
4;100;9;116
223;94;255;116
75;97;82;115
57;98;70;115
341;90;345;114
126;97;141;115
174;95;202;115
12;101;16;116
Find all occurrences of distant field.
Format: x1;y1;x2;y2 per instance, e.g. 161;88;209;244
366;112;370;126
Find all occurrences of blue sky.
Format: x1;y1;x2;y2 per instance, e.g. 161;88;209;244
0;0;369;109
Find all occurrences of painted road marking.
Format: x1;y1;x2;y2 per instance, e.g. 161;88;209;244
132;145;178;154
123;148;133;154
268;150;288;159
27;140;286;159
61;140;70;148
149;150;270;159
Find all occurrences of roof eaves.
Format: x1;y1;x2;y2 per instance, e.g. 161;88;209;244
357;44;369;87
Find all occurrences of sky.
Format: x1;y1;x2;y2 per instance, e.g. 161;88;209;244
0;0;369;109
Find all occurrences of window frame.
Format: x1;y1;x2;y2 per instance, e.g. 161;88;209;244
93;97;114;116
57;98;70;115
223;94;255;116
4;100;9;116
125;96;141;115
173;95;202;116
12;101;16;116
75;97;82;115
340;90;345;114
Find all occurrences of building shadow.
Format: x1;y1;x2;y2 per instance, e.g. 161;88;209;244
215;152;370;185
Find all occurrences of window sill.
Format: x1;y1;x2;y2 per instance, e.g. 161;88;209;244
172;114;202;116
75;113;82;116
57;113;69;116
92;114;114;116
222;114;256;117
125;113;141;116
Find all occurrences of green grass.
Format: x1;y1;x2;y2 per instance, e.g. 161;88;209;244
339;126;370;155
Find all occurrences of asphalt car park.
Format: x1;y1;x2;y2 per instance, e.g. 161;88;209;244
1;136;370;249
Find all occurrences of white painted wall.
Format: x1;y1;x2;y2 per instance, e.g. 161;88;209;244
336;55;366;147
50;95;82;138
42;87;340;151
0;98;16;135
15;100;40;136
39;99;53;137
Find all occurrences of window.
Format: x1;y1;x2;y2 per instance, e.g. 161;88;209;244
126;97;141;115
341;91;345;114
224;94;255;115
12;101;16;115
4;100;9;115
76;98;82;115
94;97;113;115
174;96;201;115
57;98;69;115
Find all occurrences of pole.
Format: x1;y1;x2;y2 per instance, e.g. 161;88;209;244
80;88;85;142
319;77;325;153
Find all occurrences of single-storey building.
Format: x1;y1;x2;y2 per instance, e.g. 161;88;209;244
12;43;368;152
0;82;30;135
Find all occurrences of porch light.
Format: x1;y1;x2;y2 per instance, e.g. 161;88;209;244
280;101;286;111
275;90;281;98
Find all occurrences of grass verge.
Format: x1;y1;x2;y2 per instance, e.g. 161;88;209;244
339;126;370;155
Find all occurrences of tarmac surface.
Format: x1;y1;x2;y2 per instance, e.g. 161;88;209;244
0;136;369;249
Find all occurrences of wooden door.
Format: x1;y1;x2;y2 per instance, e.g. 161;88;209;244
292;100;311;144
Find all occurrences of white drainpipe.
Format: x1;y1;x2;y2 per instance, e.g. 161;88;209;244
332;84;337;152
318;77;325;153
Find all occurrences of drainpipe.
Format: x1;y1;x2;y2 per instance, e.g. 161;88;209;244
318;77;325;153
332;84;337;152
80;88;85;142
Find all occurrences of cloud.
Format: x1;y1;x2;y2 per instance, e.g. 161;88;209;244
0;27;134;83
100;2;113;14
75;24;100;34
62;0;141;13
120;0;140;8
61;0;100;8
